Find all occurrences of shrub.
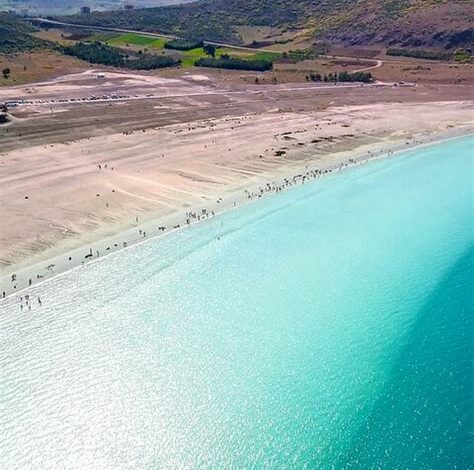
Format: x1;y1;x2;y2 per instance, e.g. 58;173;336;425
307;72;322;81
287;48;317;61
453;48;472;63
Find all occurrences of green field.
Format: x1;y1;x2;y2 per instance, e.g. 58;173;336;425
107;33;167;49
180;47;207;67
221;49;280;61
91;32;281;68
104;33;201;66
181;47;281;67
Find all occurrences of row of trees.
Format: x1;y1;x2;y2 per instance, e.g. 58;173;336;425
63;42;179;69
164;39;203;51
128;54;179;70
195;56;273;71
282;48;317;61
386;48;452;61
387;47;471;63
63;41;125;67
306;71;373;83
165;40;217;58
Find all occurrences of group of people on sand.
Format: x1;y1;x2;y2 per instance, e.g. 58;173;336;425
185;209;216;226
244;168;330;201
3;145;401;304
19;294;42;311
97;163;114;171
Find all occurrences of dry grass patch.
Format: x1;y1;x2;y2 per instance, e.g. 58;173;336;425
0;51;89;86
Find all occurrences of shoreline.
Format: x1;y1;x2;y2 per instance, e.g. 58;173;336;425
1;125;472;301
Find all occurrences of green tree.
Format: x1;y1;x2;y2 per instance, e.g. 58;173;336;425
203;44;216;58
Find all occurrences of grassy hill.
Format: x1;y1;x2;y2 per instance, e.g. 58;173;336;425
0;12;48;53
55;0;473;49
0;1;190;16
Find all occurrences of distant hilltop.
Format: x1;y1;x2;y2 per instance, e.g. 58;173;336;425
0;0;191;16
52;0;473;49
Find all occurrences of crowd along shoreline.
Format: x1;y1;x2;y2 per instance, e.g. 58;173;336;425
1;125;472;303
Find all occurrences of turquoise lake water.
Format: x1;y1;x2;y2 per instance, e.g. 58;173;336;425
1;136;473;469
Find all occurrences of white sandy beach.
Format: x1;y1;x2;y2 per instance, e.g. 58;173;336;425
0;97;472;298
